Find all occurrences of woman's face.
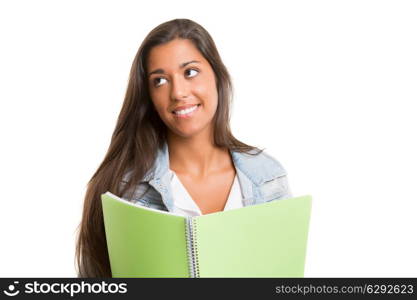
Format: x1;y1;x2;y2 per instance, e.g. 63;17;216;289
147;38;218;139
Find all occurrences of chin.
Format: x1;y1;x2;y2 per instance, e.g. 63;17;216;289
171;126;204;139
175;130;200;139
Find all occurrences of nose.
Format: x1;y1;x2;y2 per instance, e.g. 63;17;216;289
170;74;190;101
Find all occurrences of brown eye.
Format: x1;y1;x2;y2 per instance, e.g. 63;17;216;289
153;77;167;87
185;68;199;77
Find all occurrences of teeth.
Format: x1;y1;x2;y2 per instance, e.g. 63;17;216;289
174;105;198;115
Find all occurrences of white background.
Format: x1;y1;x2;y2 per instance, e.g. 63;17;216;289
0;0;416;277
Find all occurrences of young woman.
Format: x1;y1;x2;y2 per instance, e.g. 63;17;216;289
75;18;293;277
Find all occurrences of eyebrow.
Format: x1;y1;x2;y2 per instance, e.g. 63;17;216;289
148;60;201;77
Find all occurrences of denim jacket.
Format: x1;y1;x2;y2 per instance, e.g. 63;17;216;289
120;142;292;212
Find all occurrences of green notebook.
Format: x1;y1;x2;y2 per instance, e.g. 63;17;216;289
101;192;312;278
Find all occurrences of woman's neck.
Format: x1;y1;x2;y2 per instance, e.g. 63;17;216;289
167;131;230;179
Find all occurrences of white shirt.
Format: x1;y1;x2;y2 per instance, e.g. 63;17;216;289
169;168;243;217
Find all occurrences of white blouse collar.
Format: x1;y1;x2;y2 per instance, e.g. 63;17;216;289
169;169;243;216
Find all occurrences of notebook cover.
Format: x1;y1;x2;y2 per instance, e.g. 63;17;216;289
193;195;312;277
101;192;189;277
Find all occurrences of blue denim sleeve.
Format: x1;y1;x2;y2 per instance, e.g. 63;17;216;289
276;175;293;199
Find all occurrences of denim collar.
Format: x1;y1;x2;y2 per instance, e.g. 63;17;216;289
134;141;287;212
142;141;286;186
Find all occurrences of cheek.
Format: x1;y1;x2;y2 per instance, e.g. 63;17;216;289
194;77;218;109
150;97;169;120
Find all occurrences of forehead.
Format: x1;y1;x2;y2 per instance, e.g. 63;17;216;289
147;39;206;69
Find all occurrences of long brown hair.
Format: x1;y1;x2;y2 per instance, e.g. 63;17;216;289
75;18;263;277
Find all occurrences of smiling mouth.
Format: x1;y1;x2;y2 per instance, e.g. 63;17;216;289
172;104;201;116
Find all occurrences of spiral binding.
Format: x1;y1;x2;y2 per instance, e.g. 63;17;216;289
185;217;194;277
185;217;200;278
191;218;200;277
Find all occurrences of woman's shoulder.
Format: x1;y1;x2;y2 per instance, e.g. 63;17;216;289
231;148;288;185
